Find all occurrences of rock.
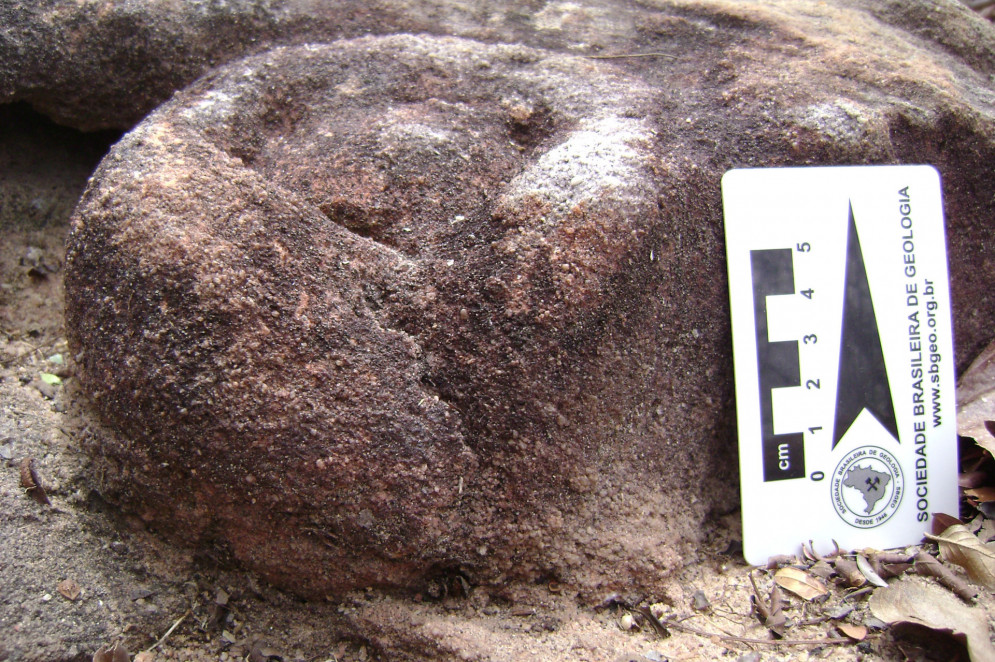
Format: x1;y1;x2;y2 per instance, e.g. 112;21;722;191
0;0;659;131
67;33;708;597
11;0;990;133
64;1;995;600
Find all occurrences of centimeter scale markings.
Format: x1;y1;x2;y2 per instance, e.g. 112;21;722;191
722;165;959;563
753;204;899;484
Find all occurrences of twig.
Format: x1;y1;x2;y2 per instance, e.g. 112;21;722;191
869;552;914;565
913;551;978;602
583;52;677;60
794;615;834;627
842;586;874;602
766;554;797;569
634;606;671;638
833;557;866;588
147;609;191;651
662;619;850;647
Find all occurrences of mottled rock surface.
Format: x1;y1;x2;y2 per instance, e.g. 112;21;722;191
63;1;995;599
8;0;993;132
1;0;674;131
66;34;713;597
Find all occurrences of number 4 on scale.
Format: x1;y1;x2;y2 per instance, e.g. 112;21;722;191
798;243;814;300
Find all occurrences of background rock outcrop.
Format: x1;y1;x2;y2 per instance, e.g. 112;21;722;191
0;0;673;131
57;0;995;599
7;0;993;132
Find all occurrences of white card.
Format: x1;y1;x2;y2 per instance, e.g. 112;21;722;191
722;165;959;565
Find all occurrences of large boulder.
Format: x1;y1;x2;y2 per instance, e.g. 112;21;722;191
65;0;995;599
10;0;991;132
67;34;710;597
0;0;667;131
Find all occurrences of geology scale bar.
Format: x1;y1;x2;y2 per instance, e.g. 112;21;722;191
722;165;959;564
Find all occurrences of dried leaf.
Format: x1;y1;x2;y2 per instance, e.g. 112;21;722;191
856;553;888;588
926;524;995;589
808;560;834;580
932;512;962;534
980;519;995;544
959;471;989;489
838;623;867;641
764;584;787;637
748;572;784;636
691;589;710;611
249;641;284;662
956;340;995;457
57;579;81;601
92;642;130;662
773;567;829;600
964;487;995;503
870;578;995;662
19;457;50;505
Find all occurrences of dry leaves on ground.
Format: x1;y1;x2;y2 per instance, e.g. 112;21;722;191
870;578;995;662
772;567;829;600
926;524;995;589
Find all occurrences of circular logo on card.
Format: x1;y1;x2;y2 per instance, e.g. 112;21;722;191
831;446;903;528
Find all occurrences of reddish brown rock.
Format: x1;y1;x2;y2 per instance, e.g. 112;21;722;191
64;1;995;599
0;0;661;131
67;35;701;597
10;0;991;133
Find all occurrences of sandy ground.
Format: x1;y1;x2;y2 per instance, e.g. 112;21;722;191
1;107;993;662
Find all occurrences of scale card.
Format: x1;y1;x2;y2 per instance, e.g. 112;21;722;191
722;165;959;565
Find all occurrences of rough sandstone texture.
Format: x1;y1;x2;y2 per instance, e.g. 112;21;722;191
8;0;993;132
1;0;673;131
66;35;710;598
61;1;995;599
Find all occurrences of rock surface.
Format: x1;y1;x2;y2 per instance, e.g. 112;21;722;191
63;1;995;599
66;34;721;598
1;0;680;131
8;0;992;132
